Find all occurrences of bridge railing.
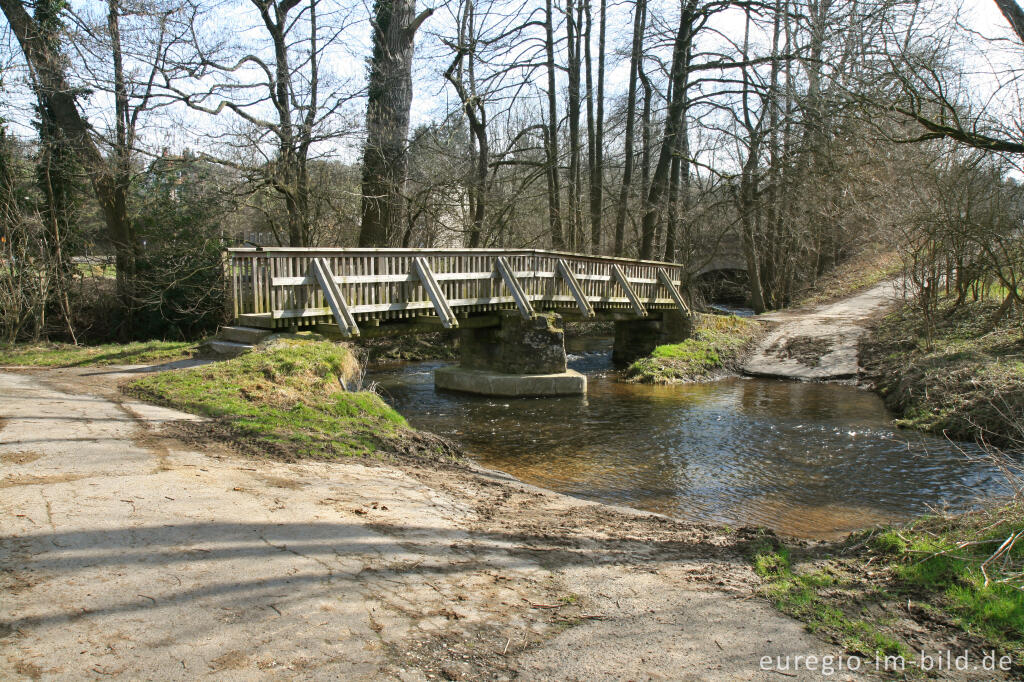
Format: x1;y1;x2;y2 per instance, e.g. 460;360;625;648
228;247;688;332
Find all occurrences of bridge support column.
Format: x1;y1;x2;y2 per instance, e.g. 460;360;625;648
434;311;586;396
612;310;694;366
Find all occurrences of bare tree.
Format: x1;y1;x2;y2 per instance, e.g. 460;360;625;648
358;0;433;246
611;0;645;256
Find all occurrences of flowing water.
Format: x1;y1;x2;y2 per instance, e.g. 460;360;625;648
370;339;1007;539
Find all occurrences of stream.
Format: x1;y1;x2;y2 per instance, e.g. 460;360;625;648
369;338;1007;539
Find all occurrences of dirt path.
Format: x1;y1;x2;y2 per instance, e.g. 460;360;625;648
0;366;858;680
742;282;901;381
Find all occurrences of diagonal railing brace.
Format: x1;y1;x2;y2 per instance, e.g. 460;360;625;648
412;257;459;329
657;268;691;315
310;258;359;337
556;259;595;317
612;264;647;317
496;256;535;319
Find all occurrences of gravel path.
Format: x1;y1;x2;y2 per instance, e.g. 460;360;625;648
0;366;854;680
742;282;901;381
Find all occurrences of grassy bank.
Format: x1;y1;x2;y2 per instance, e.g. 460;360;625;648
624;313;762;383
860;298;1024;444
750;500;1024;672
125;339;456;462
795;250;902;308
0;340;198;367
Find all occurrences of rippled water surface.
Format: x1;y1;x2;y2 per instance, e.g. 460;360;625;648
370;342;1005;538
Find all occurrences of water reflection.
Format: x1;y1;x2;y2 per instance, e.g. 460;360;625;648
370;347;1006;539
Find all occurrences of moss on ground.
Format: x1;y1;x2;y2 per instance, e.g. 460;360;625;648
861;298;1024;444
749;503;1024;672
624;313;762;383
0;340;198;367
125;339;456;462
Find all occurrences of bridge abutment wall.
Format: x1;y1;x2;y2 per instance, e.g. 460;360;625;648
612;311;694;365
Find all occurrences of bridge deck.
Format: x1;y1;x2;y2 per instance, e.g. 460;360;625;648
229;248;689;335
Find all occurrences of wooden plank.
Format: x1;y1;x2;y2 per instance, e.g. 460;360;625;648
412;257;459;329
657;268;691;315
556;259;595;317
496;256;535;319
612;264;648;317
269;270;552;287
310;257;360;337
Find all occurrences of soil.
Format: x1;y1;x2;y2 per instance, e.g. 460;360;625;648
1;365;853;681
2;362;1007;679
357;331;459;363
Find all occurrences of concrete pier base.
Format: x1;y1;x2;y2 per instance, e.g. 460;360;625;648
434;367;587;397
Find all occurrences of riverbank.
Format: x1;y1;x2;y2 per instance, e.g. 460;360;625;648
122;338;456;464
0;339;199;366
622;313;763;383
751;499;1024;673
1;361;852;680
860;298;1024;446
4;336;1021;676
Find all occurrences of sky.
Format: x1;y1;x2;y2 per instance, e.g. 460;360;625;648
0;0;1018;163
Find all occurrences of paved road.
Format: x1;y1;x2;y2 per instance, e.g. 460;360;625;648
1;367;853;680
742;282;901;381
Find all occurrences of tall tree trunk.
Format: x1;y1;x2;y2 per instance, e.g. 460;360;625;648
638;63;652;234
612;0;645;256
543;0;564;249
358;0;433;246
443;5;489;249
740;153;767;314
585;0;605;253
0;0;136;317
565;0;583;250
638;0;695;260
994;0;1024;43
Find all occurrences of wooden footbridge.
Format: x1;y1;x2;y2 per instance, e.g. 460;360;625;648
228;248;691;337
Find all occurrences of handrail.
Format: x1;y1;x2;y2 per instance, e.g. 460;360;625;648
227;247;690;334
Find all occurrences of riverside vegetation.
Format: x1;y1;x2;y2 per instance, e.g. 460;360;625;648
861;297;1024;446
749;498;1024;671
0;340;198;366
624;313;763;383
123;339;457;463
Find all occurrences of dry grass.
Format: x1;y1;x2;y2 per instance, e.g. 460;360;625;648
860;299;1024;445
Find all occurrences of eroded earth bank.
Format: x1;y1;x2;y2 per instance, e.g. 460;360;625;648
1;366;849;681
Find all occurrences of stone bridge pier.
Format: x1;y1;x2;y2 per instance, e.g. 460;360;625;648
434;311;587;397
434;309;694;397
612;310;693;366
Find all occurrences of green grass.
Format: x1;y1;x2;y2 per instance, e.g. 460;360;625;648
868;505;1024;656
0;340;198;367
750;539;910;660
625;313;761;383
749;503;1024;669
861;298;1024;444
124;339;412;459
